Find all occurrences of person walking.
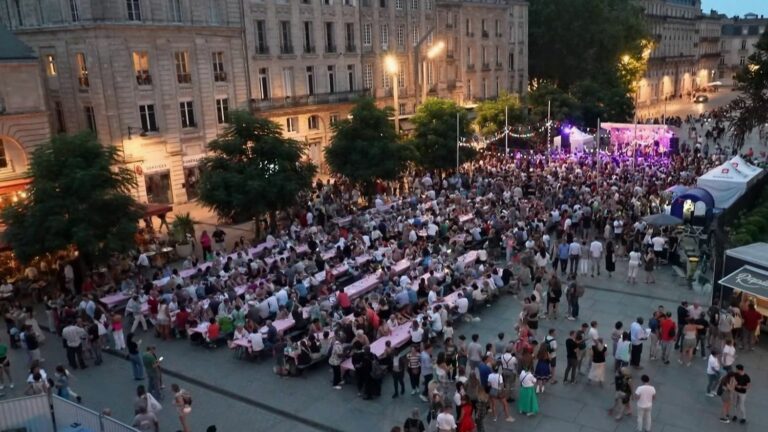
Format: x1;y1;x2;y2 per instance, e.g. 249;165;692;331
142;346;162;400
610;367;633;421
488;367;513;422
127;333;144;380
563;331;578;384
718;371;737;423
627;248;641;284
62;319;87;370
171;383;192;432
517;368;539;416
0;336;14;390
732;364;750;424
705;349;721;397
634;375;656;432
392;354;406;398
53;364;81;403
588;338;607;386
629;317;646;369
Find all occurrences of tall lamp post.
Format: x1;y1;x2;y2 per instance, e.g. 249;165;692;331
421;41;445;105
384;55;400;133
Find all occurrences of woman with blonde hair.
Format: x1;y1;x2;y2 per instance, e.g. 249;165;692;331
588;338;608;386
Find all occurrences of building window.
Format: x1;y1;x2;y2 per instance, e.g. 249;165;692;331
76;52;89;89
286;117;298;133
465;18;472;36
283;68;294;97
169;0;182;22
741;39;747;50
126;0;142;21
327;65;336;93
69;0;80;22
45;54;57;76
212;52;226;82
13;0;23;26
739;56;746;66
215;97;229;124
258;68;270;100
381;25;389;49
323;0;331;5
399;103;405;115
84;105;96;132
133;51;151;85
398;61;405;88
325;22;336;53
347;64;355;91
382;68;390;89
139;104;158;132
0;139;7;169
411;0;418;9
306;66;315;95
395;0;402;10
308;115;319;130
256;21;268;54
179;101;196;128
54;101;66;133
329;114;339;125
495;19;500;36
467;46;472;66
174;51;191;83
280;21;293;54
397;25;405;48
363;23;372;46
363;64;373;89
304;22;315;53
482;78;487;99
425;0;431;11
380;0;386;8
209;0;220;24
345;23;355;52
412;26;419;46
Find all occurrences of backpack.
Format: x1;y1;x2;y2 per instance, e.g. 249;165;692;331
667;323;676;339
544;337;556;354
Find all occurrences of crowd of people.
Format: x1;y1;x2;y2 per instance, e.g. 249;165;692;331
1;129;764;431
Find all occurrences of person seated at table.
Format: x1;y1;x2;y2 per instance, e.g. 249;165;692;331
249;330;265;354
377;319;392;338
263;320;278;349
228;324;249;349
204;318;220;344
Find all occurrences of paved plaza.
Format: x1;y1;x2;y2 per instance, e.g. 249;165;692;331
2;257;766;432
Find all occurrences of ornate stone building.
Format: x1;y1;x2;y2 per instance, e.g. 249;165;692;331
0;24;50;203
719;14;768;86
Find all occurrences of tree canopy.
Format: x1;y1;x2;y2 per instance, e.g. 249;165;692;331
726;30;768;150
1;132;141;264
198;110;316;224
324;97;415;191
410;98;477;171
528;0;649;125
475;93;527;136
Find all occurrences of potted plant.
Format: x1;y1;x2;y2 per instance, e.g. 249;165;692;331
172;212;196;258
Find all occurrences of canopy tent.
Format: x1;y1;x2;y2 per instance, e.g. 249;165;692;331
670;187;715;223
696;155;764;209
643;213;683;227
664;184;690;199
553;128;594;153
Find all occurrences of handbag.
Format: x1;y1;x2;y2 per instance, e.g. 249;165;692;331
146;393;162;414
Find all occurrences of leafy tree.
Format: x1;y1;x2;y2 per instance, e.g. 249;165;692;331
410;98;477;171
726;30;768;150
324;97;415;196
198;110;316;229
475;93;527;136
1;132;141;265
527;81;580;122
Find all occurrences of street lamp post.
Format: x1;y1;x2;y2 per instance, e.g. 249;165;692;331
384;55;400;133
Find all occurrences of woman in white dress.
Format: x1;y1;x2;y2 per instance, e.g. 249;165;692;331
627;248;642;284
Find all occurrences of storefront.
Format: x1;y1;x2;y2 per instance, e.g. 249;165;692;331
139;162;173;204
182;154;206;201
717;242;768;315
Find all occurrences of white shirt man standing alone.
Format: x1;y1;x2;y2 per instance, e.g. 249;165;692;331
634;374;656;432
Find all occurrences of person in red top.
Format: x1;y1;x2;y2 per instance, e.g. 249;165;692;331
337;287;352;315
205;318;220;343
658;312;676;364
81;276;94;294
174;308;189;338
147;292;159;320
741;303;762;350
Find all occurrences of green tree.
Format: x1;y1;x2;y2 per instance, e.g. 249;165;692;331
198;110;316;229
410;98;477;171
475;93;526;136
324;98;415;197
1;132;141;265
726;30;768;150
527;81;580;122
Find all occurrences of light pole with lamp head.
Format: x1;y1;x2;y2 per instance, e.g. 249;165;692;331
384;55;400;133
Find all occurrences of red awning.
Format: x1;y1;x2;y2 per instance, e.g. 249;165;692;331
0;177;32;195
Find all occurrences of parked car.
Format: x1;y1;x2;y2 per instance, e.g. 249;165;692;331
693;94;709;103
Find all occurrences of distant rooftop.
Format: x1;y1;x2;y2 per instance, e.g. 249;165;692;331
0;24;36;61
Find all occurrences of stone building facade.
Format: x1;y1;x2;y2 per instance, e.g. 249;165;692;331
0;24;50;203
719;14;768;86
1;0;529;202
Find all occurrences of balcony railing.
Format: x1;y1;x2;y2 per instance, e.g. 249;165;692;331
325;44;337;53
481;30;489;38
495;62;503;70
345;44;356;53
280;45;294;55
446;50;454;59
467;63;475;71
255;45;269;55
78;75;90;89
481;63;491;71
249;89;371;112
304;45;316;54
214;71;227;82
136;72;152;86
177;73;192;84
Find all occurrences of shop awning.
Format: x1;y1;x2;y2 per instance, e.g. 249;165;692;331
142;203;173;218
719;265;768;299
0;177;32;195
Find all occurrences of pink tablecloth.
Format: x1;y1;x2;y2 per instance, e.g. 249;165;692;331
345;273;382;300
391;259;411;275
100;292;130;309
341;323;411;372
457;250;478;267
458;214;473;224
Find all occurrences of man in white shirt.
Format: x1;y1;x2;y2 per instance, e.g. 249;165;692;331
651;235;666;260
455;292;469;315
589;239;603;277
721;338;736;372
249;331;265;353
435;405;457;432
568;240;581;276
706;349;722;396
634;374;656;432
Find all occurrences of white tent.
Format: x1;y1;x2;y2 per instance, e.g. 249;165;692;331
697;155;764;208
553;128;595;153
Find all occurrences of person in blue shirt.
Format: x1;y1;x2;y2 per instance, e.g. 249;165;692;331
558;241;570;275
477;355;493;392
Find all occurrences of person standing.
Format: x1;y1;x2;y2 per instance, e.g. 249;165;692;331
629;317;646;369
419;344;433;402
610;367;633;421
487;367;513;422
674;301;689;350
627;248;641;284
658;312;676;364
329;339;345;390
212;226;226;252
392;354;406;398
705;349;721;396
62;319;87;369
741;303;761;351
0;336;14;390
435;404;457;432
643;249;656;284
517;368;539;416
718;371;737;423
634;374;656;432
543;329;558;384
589;238;603;277
171;383;192;432
732;364;750;424
721;338;736;372
587;338;607;386
563;331;578;384
605;240;616;278
126;334;144;380
142;346;161;400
